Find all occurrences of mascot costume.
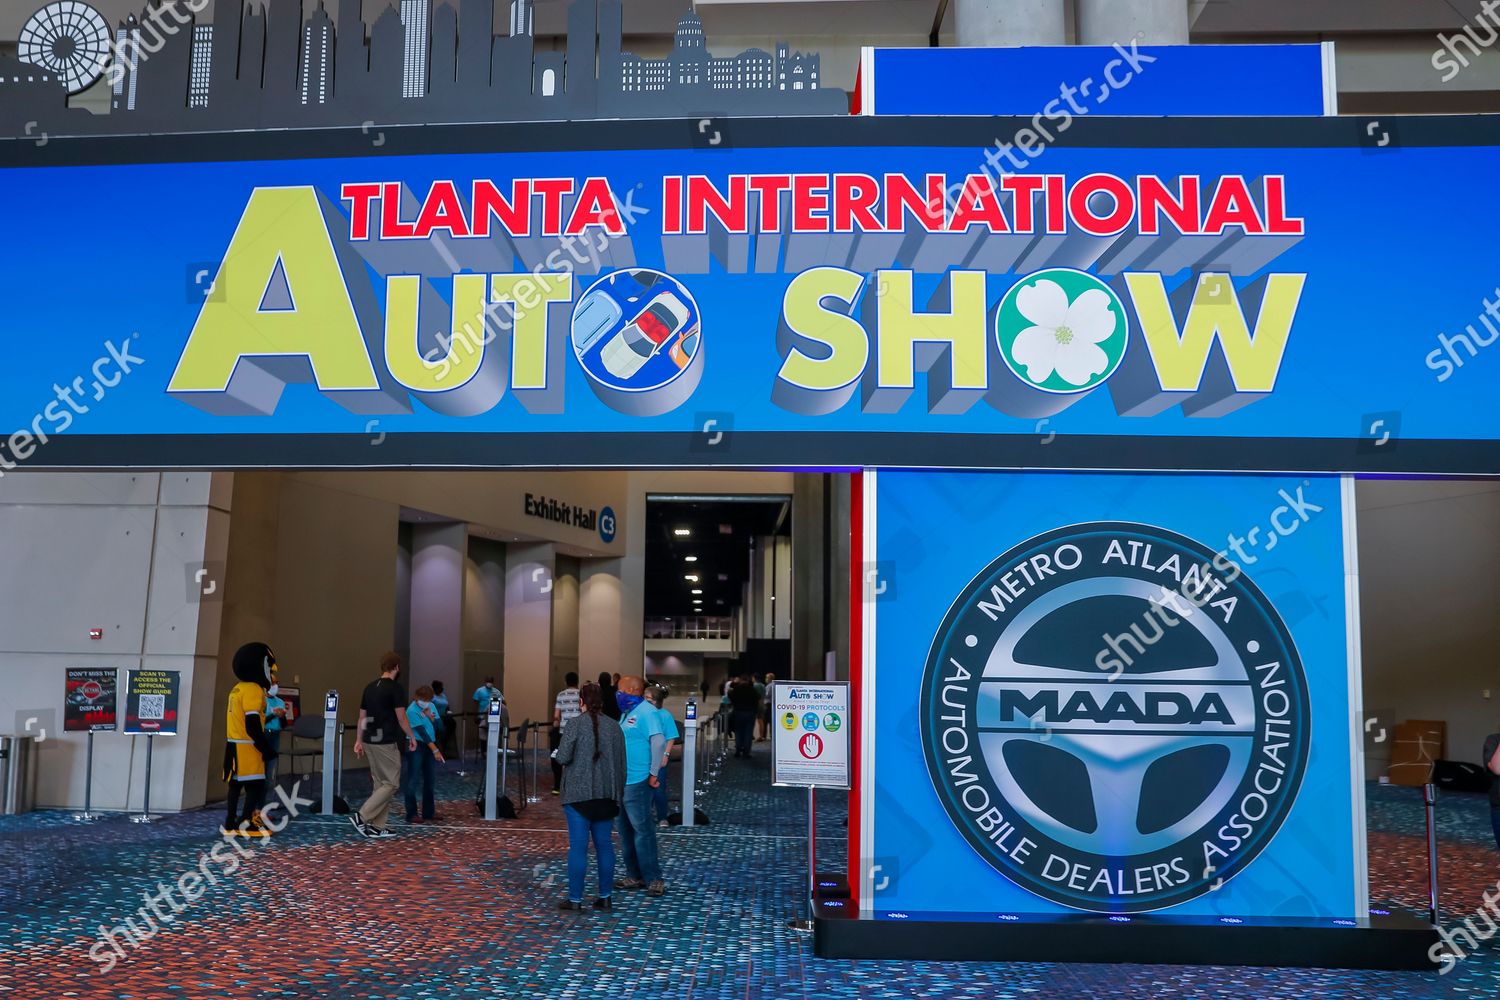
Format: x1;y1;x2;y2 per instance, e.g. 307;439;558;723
222;642;278;836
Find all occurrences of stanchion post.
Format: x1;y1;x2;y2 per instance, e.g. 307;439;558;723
72;730;101;822
682;699;698;827
129;733;159;824
1424;782;1441;925
322;690;339;815
526;723;541;805
483;699;501;821
788;785;816;933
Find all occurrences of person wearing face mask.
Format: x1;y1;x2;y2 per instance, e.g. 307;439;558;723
264;671;289;787
613;675;667;897
404;685;446;824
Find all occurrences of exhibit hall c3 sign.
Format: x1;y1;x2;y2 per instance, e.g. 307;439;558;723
165;170;1303;423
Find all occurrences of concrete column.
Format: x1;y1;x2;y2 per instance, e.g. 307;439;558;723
1077;0;1188;45
580;558;635;685
955;0;1067;47
504;542;556;725
411;522;467;700
0;471;231;812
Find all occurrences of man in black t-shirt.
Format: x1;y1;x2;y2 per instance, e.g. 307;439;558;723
351;651;417;838
1485;732;1500;852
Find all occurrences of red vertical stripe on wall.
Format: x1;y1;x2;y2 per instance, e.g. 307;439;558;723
847;470;863;908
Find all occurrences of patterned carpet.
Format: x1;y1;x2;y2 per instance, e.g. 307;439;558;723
0;740;1495;999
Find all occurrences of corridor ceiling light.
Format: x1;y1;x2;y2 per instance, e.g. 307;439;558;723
685;574;699;582
691;589;703;594
674;528;691;536
684;555;698;562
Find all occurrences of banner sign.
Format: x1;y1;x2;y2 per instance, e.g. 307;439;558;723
771;681;851;788
123;669;182;736
861;469;1363;920
64;668;118;732
0;117;1497;473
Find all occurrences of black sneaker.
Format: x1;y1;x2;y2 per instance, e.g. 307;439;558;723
593;897;613;912
558;899;584;912
613;877;646;891
349;814;371;837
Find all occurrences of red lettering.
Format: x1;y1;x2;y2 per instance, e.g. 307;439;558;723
685;175;748;233
1262;176;1304;235
380;182;416;239
342;182;383;240
948;174;1010;233
1000;174;1045;233
883;173;945;232
1203;176;1264;235
792;174;830;232
413;180;471;239
1068;173;1135;236
472;179;529;238
662;175;682;235
566;177;624;235
748;174;793;231
1138;175;1200;235
533;178;575;237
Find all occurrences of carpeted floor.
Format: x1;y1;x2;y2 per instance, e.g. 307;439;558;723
0;738;1495;999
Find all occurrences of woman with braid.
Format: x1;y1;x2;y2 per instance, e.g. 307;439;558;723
553;681;626;912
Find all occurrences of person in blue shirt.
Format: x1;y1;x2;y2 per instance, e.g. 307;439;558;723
264;674;289;786
646;684;680;826
404;685;446;823
614;675;666;896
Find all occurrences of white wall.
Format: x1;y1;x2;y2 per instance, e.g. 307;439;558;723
1358;479;1500;778
0;472;229;812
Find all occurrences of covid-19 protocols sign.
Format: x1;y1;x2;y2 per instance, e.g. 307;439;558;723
2;116;1499;473
859;469;1364;920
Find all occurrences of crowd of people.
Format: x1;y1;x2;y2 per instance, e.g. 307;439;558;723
339;652;717;907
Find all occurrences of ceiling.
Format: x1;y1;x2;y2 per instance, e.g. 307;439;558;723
644;494;790;618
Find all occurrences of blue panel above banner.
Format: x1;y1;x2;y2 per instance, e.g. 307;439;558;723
865;44;1332;117
862;469;1362;921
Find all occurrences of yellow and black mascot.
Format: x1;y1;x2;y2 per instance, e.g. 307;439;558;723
222;641;278;837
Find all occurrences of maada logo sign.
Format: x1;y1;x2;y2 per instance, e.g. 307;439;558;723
166;172;1304;421
918;522;1310;913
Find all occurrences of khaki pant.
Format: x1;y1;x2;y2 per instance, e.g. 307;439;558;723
360;742;402;830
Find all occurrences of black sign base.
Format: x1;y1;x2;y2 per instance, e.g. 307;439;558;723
813;895;1439;971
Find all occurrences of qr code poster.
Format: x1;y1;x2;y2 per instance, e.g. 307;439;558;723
124;669;182;735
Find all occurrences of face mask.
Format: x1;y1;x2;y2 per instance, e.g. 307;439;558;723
617;691;644;714
417;700;432;710
268;684;279;696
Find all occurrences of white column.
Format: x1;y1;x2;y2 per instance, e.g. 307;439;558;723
411;522;467;699
504;542;556;725
1077;0;1189;45
955;0;1067;47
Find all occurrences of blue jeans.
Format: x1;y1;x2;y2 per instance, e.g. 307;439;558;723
403;744;436;819
617;780;661;884
1492;808;1500;852
653;762;671;823
564;803;616;902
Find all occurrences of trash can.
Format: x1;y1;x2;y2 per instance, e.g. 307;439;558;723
0;735;39;814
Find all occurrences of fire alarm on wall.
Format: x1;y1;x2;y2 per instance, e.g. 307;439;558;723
88;628;103;640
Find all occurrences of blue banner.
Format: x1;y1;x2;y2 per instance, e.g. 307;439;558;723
865;469;1360;920
0;118;1494;472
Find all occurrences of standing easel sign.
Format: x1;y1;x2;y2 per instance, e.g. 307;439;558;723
123;669;181;823
124;669;181;735
65;667;118;823
770;680;851;934
771;681;850;790
65;668;118;733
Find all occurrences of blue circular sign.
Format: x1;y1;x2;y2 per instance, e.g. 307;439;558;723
598;506;617;544
570;268;704;416
919;522;1309;913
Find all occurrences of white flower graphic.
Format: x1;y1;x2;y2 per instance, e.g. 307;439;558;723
1009;278;1119;387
